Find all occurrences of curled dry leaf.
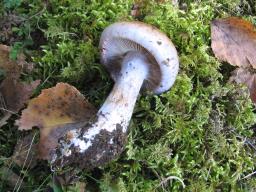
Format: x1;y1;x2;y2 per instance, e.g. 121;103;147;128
0;44;39;127
16;83;96;160
0;44;22;79
211;17;256;68
229;68;256;103
131;4;141;18
0;78;40;113
0;44;34;77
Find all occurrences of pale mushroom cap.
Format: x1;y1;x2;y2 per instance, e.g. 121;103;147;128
99;21;179;94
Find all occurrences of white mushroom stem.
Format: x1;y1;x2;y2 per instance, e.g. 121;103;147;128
54;52;149;161
81;52;149;143
96;51;149;133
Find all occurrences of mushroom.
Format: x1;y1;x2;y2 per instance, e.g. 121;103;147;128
51;21;179;169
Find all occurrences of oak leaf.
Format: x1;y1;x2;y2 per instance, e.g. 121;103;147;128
0;44;39;126
16;83;96;160
211;17;256;68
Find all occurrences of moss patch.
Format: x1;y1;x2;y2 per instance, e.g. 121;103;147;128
0;0;256;191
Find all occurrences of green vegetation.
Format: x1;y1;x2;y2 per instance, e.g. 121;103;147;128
0;0;256;191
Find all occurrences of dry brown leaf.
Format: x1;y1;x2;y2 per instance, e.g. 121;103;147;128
131;4;141;18
0;78;40;113
0;78;40;127
229;68;256;103
0;44;22;79
0;44;34;76
16;83;96;160
0;45;39;126
211;17;256;68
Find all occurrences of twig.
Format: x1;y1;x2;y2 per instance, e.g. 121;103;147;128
241;170;256;180
13;133;37;192
0;113;12;127
0;108;19;115
0;92;7;110
156;176;185;190
27;6;46;20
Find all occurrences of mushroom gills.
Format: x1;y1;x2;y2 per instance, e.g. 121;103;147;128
103;38;161;91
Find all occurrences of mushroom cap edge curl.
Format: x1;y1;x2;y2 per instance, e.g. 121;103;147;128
99;21;179;94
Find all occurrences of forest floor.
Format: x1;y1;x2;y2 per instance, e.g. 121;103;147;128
0;0;256;191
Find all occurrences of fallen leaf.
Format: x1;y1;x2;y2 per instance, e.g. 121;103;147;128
0;78;40;113
0;44;39;126
229;68;256;103
16;83;96;160
0;44;35;76
131;4;141;18
0;44;22;79
211;17;256;68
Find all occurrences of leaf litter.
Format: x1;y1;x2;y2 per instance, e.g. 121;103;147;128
2;13;256;191
0;44;39;127
0;44;40;189
16;83;96;160
0;43;95;169
211;17;256;104
13;16;256;170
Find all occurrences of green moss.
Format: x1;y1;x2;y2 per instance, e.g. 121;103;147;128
0;0;256;191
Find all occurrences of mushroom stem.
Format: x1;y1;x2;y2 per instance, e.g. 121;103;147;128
98;51;149;133
52;52;149;168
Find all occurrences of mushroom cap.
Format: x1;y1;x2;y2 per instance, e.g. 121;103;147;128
99;21;179;94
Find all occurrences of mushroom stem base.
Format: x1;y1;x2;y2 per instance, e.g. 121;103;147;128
51;52;149;169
